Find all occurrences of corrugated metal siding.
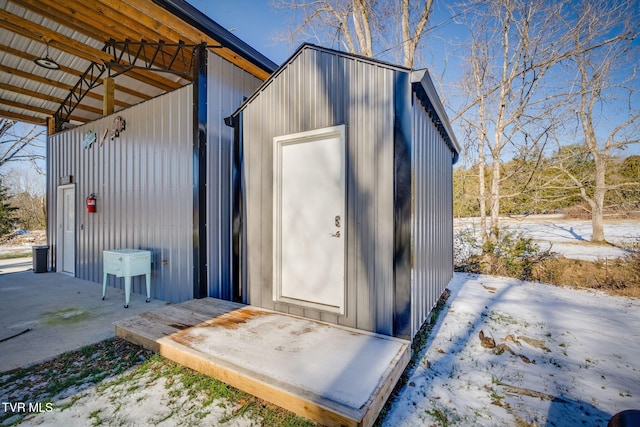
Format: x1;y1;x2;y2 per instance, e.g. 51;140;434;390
47;87;194;303
411;91;455;338
240;46;398;335
205;51;263;299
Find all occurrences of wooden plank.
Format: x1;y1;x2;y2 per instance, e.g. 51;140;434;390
16;0;194;77
360;341;410;427
142;304;213;328
114;314;175;352
0;9;182;92
116;0;271;80
0;109;46;125
103;78;115;115
0;64;129;108
1;83;103;115
181;297;246;314
116;298;411;427
0;41;150;101
157;336;363;427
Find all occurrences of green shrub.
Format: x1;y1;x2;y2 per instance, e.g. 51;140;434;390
460;227;556;280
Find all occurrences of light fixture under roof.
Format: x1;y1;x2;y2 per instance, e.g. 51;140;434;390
34;42;60;70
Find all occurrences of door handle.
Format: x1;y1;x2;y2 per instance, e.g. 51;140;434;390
330;231;341;238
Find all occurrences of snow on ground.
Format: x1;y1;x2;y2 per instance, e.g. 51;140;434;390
7;219;640;426
384;273;640;426
22;274;637;427
17;368;257;427
455;216;639;261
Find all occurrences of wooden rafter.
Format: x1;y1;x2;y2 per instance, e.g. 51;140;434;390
0;42;151;101
0;64;131;108
0;9;182;92
10;0;194;77
0;98;87;123
0;109;47;126
1;83;103;115
111;0;271;80
0;0;275;132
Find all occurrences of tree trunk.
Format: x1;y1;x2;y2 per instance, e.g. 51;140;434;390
591;157;607;243
478;162;487;243
478;145;488;243
591;200;605;243
489;153;501;241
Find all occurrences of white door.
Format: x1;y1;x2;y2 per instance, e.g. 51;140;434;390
273;125;346;314
58;185;75;274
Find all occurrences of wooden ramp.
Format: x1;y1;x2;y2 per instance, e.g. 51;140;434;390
115;298;410;427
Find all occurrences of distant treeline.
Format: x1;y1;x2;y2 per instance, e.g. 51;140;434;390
454;151;640;218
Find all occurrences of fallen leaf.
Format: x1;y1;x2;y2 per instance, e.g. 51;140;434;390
483;285;498;293
519;336;551;352
479;330;496;349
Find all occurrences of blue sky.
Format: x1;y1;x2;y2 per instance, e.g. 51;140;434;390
192;1;639;159
192;0;463;69
191;1;295;65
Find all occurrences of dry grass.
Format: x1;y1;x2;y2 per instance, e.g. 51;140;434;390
531;254;640;298
462;250;640;299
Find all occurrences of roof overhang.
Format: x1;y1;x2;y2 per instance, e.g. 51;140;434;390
411;69;461;164
0;0;277;132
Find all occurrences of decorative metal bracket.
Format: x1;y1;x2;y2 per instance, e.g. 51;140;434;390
54;42;109;133
53;40;219;133
104;39;200;79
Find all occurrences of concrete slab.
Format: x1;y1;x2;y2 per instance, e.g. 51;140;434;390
115;298;410;426
0;270;167;373
0;257;33;274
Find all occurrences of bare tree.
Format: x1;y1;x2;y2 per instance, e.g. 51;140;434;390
453;0;633;244
272;0;434;67
550;0;640;243
454;0;571;242
0;119;46;174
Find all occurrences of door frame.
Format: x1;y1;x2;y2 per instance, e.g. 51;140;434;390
272;124;347;314
56;184;76;275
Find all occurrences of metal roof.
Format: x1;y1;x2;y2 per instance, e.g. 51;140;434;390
0;0;277;131
232;43;460;161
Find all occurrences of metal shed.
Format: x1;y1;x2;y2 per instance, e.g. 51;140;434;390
230;44;460;340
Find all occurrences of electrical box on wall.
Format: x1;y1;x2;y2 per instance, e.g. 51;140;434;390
59;175;73;185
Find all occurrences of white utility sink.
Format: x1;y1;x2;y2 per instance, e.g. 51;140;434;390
102;249;151;308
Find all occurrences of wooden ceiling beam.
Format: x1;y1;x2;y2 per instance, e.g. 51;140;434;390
99;0;198;46
0;64;130;108
113;0;271;80
0;9;183;92
0;42;151;101
0;98;54;116
8;0;114;44
0;42;80;76
0;98;87;124
1;83;104;115
11;0;194;76
0;109;47;126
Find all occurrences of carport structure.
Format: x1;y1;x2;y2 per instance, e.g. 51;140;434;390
0;0;274;131
0;0;277;302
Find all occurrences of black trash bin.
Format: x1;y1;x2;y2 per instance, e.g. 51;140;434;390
32;245;49;273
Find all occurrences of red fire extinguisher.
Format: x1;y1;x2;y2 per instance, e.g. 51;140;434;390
86;193;97;213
